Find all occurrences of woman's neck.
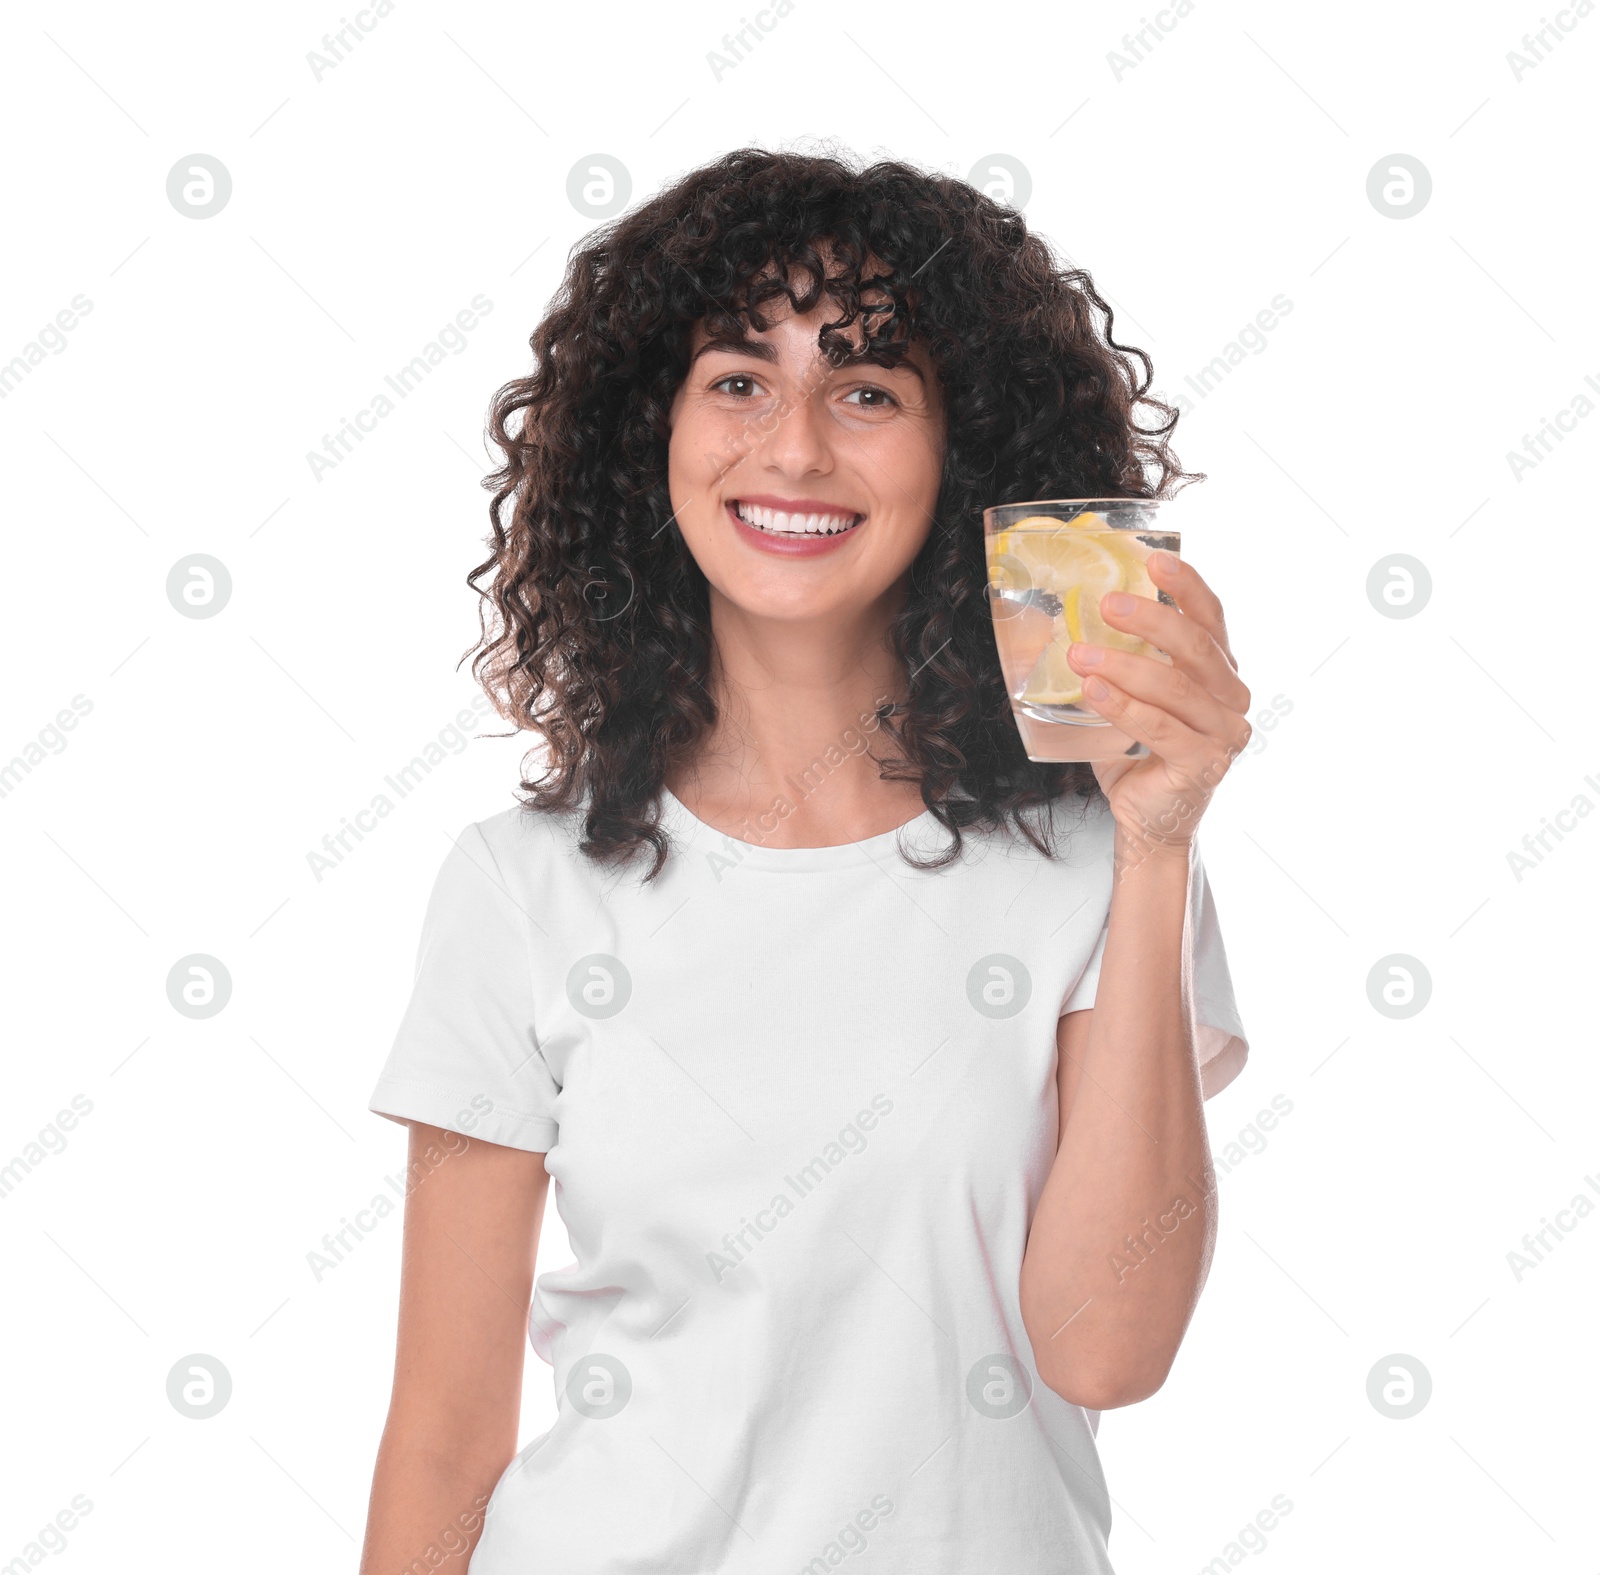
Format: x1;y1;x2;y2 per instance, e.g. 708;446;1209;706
664;588;929;848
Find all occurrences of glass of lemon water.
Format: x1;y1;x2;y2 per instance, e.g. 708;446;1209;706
983;497;1179;762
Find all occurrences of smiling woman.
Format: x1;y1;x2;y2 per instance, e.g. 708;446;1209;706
358;145;1252;1575
659;251;948;755
466;148;1200;870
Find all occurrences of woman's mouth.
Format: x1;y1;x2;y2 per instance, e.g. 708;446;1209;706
725;498;866;556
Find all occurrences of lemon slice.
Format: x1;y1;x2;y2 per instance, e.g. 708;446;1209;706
1074;538;1157;655
1023;631;1087;707
1004;529;1124;705
1002;510;1112;533
985;520;1165;708
993;527;1123;603
990;510;1111;565
988;548;1033;597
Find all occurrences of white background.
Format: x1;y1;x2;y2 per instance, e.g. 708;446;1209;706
3;0;1596;1570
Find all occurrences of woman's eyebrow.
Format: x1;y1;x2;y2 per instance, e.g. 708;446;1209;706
845;349;925;384
689;335;779;367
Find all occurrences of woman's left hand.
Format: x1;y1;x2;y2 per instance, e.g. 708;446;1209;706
1066;550;1251;858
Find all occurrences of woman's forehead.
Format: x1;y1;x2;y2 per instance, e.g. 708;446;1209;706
684;310;931;383
689;278;909;350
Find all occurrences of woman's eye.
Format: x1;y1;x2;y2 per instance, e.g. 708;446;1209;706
843;386;899;409
711;374;763;397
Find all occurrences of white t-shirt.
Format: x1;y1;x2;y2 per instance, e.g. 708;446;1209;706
368;786;1248;1573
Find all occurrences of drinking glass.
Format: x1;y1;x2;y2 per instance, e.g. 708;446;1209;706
982;497;1179;762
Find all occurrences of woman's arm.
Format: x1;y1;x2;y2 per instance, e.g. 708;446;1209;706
359;1122;550;1574
1019;840;1215;1411
1019;549;1250;1412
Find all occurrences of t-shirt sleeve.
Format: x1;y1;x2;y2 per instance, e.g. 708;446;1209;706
368;821;559;1152
1057;839;1249;1100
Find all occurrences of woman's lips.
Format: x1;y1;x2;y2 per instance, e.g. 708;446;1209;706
725;500;864;557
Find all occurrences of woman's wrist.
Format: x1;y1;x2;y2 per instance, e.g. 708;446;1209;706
1104;827;1191;976
1110;819;1195;884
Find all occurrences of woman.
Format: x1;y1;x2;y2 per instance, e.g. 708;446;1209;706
361;146;1251;1574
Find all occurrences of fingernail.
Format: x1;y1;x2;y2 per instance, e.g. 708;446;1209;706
1103;592;1136;616
1152;550;1180;576
1070;642;1103;667
1085;676;1110;700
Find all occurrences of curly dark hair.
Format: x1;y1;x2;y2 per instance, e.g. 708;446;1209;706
467;143;1200;880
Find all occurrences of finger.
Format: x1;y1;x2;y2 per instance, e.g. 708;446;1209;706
1069;642;1252;752
1147;551;1238;671
1096;588;1251;713
1079;672;1244;782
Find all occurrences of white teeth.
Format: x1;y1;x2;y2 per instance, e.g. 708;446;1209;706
734;502;861;535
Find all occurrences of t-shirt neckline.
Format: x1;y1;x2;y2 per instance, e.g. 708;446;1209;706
658;785;942;872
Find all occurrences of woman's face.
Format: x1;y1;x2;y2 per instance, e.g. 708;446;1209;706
666;280;945;628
